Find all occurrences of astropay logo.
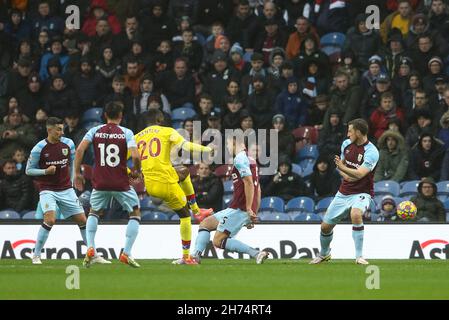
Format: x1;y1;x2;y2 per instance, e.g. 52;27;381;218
409;239;449;259
0;239;123;259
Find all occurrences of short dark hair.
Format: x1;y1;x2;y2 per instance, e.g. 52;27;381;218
46;117;63;128
104;101;124;120
380;91;394;101
145;109;165;126
199;93;213;102
239;0;249;6
348;118;369;136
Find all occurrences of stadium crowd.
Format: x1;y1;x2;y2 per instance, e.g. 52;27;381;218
0;0;448;222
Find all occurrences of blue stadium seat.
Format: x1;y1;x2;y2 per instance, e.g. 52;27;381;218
446;212;449;223
374;180;400;197
0;210;21;219
321;45;341;56
141;212;168;221
260;197;285;212
222;194;233;208
444;199;449;211
291;163;302;176
172;121;183;130
171;107;197;121
243;51;253;62
316;197;333;213
285;197;315;213
296;145;319;162
259;212;290;221
293;213;322;222
223;180;234;194
320;32;346;47
171;214;180;221
22;211;37;219
400;180;420;197
82;107;103;123
437;195;448;203
299;159;314;178
140;197;156;210
437;181;449;196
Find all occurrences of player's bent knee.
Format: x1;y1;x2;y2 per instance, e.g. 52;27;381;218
213;232;229;249
175;165;189;181
175;206;190;218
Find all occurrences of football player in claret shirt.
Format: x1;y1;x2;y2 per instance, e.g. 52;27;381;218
310;119;379;265
190;136;269;264
26;117;92;264
74;101;142;268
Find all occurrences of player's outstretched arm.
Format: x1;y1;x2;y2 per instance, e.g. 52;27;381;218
242;175;257;223
74;139;90;191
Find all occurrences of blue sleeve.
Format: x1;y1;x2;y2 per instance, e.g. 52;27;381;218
83;126;98;143
340;139;351;160
234;152;251;178
362;144;379;172
62;138;76;182
26;143;46;176
125;128;137;148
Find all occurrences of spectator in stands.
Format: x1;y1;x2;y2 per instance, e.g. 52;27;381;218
192;163;224;211
343;13;381;70
13;39;35;72
140;2;176;54
95;44;121;86
0;159;33;213
438;111;449;149
123;59;144;97
156;57;195;109
151;40;175;75
44;74;80;120
300;57;330;101
16;73;44;121
239;109;254;133
429;78;449;128
89;18;116;61
323;71;362;128
370;92;405;140
286;16;319;59
7;57;32;98
275;76;308;128
406;13;449;57
254;19;288;65
308;154;340;200
31;1;64;38
362;74;399;121
392;56;413;96
441;148;449;180
429;0;449;43
103;75;134;126
220;78;245;111
0;108;37;160
64;112;87;147
307;94;329;130
410;177;446;222
33;109;48;140
407;89;433;126
376;195;398;222
12;147;26;174
409;33;444;77
134;73;170;116
267;47;286;85
318;110;346;158
384;33;408;78
137;95;172;132
405;109;436;147
4;9;31;47
380;0;413;43
193;94;213;133
222;97;245;130
408;133;445;180
39;36;69;81
228;43;249;75
203;22;225;62
374;130;409;182
335;49;360;86
173;28;203;72
72;56;105;111
205;110;222;133
422;57;446;95
270;114;295;162
241;52;272;99
122;39;151;73
227;0;258;50
34;30;51;61
361;56;385;91
113;15;142;58
82;0;121;37
263;155;308;201
246;74;276;129
293;34;330;80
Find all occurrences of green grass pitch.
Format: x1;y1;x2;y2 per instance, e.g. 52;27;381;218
0;259;448;300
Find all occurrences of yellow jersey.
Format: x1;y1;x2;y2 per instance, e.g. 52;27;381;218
134;125;211;183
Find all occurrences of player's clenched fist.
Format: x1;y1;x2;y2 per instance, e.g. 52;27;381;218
45;165;56;175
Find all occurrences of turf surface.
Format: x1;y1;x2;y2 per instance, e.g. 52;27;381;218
0;259;448;300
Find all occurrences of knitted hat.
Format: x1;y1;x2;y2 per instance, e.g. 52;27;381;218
230;42;244;57
428;56;443;67
272;114;285;124
381;195;396;207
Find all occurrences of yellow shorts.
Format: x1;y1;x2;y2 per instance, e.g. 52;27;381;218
145;179;187;211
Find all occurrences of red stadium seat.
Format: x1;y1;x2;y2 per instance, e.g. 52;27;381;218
292;126;319;145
